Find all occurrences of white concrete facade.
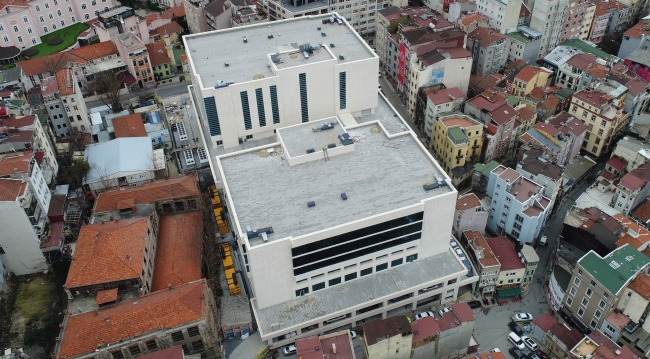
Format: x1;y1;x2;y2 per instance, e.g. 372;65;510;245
475;0;523;34
529;0;568;58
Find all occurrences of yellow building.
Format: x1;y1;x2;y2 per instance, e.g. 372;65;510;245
432;114;484;186
581;4;596;40
571;87;629;157
511;66;551;98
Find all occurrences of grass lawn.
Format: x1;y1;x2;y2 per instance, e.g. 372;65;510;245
22;22;90;59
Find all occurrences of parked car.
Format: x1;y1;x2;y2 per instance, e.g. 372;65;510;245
539;235;548;247
438;306;452;317
491;348;501;353
415;311;434;320
522;336;538;351
350;330;357;340
514;313;533;322
509;321;523;336
450;239;459;248
455;248;466;260
527;352;541;359
283;344;296;355
508;332;526;351
509;347;525;359
467;301;482;309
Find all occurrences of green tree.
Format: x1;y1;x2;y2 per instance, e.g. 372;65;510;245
60;158;90;189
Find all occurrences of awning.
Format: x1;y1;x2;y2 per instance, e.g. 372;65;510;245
497;286;522;297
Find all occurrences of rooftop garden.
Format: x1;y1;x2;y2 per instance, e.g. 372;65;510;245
21;22;90;59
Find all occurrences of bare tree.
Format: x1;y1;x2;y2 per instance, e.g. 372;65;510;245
89;71;124;113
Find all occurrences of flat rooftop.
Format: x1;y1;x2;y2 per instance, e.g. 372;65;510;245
254;249;468;335
277;118;345;158
184;13;375;89
220;122;451;246
276;47;333;69
352;95;410;135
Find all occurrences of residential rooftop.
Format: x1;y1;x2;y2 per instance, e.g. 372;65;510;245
219;120;452;246
363;315;412;346
254;249;467;336
184;13;375;89
464;230;499;267
486;236;524;271
578;244;650;294
456;193;483;210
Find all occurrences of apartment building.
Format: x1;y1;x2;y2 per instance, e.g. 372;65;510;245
588;6;610;44
546;112;587;163
516;155;563;206
555;53;605;91
506;27;542;63
453;194;489;239
404;47;472;119
571;86;629;158
579;3;596;41
615;275;650;356
597;0;630;36
520;244;538;286
562;245;650;332
0;153;51;275
363;316;413;359
529;0;568;58
95;6;150;44
416;87;466;146
486;165;551;244
183;0;209;33
475;0;524;33
611;160;650;216
557;0;589;43
486;236;526;299
618;22;650;59
611;137;649;172
56;69;91;134
431;114;484;186
114;33;155;89
461;230;500;295
0;0;113;50
457;12;489;32
467;27;509;77
468;99;517;163
55;280;218;359
0;115;59;178
512;65;552;98
185;14;379;150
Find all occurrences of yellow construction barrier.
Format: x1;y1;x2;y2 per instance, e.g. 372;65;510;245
221;243;241;295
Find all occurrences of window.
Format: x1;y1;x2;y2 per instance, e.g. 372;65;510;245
27;27;32;34
13;25;18;32
376;263;388;271
22;15;28;23
81;3;86;9
599;300;606;309
595;310;601;319
187;326;200;337
111;351;124;359
71;16;75;22
84;14;89;20
40;16;45;23
329;277;341;286
269;85;280;124
2;36;7;43
255;88;266;127
581;298;589;307
60;20;65;26
43;26;47;33
590;320;597;329
48;13;53;19
17;36;22;43
171;331;184;342
35;5;40;11
57;9;61;16
240;91;251;130
570;287;577;296
68;5;72;12
128;346;141;355
586;288;592;297
391;258;403;267
312;282;325;291
360;267;372;276
299;73;308;122
91;0;96;5
145;340;157;350
345;272;357;281
574;277;581;286
296;287;308;297
191;340;204;351
339;71;346;109
578;308;585;317
567;297;573;305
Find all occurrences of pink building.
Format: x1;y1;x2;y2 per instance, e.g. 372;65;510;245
94;6;149;44
0;0;113;50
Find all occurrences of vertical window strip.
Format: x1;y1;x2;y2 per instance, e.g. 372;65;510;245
339;72;346;110
203;96;221;136
255;88;266;127
270;85;280;124
299;73;308;123
240;91;252;130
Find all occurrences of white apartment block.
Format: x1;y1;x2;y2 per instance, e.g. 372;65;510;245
0;0;113;50
185;14;379;150
475;0;523;34
217;110;477;349
529;0;568;58
486;165;551;244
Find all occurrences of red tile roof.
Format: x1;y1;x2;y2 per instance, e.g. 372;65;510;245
486;237;524;271
162;5;185;19
112;113;147;138
138;346;184;359
58;280;206;358
607;156;626;172
549;323;583;348
546;112;588;137
363;316;412;345
468;95;505;112
94;175;200;213
535;122;560;137
518;107;537;122
411;316;440;342
41;221;64;250
465;230;500;267
519;3;530;17
567;53;597;71
451;302;475;322
532;313;557;333
151;211;203;292
64;217;150;289
468;27;508;47
481;353;507;359
1;114;36;127
629;274;650;299
632;200;650;223
0;151;32;177
438;311;461;331
459;12;485;26
320;332;354;359
603;311;631;331
456;193;483;210
145;42;172;67
426;87;465;105
295;335;323;359
619;161;650;191
624;23;650;40
155;21;183;37
0;178;27;201
18;41;117;76
626;79;649;97
145;13;161;26
515;66;546;82
489;103;517;125
95;288;119;305
56;69;76;96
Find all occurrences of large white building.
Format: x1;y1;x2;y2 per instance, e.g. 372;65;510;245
186;14;477;349
475;0;523;34
529;0;568;58
486;165;551;244
185;13;380;150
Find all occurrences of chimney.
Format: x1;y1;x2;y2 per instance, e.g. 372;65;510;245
332;343;337;354
168;284;172;290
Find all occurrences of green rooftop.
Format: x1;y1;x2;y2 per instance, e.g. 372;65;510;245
555;88;575;101
508;32;532;44
448;127;467;144
560;39;618;62
37;114;48;127
578;245;650;294
506;95;521;107
474;161;499;176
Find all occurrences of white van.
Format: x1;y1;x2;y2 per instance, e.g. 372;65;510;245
508;332;526;350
